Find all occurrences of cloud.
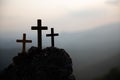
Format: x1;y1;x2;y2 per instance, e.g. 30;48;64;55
106;0;120;5
48;7;119;32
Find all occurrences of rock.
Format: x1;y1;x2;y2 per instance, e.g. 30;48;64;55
0;47;76;80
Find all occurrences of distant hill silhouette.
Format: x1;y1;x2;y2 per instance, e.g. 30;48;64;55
76;53;120;80
0;47;75;80
94;67;120;80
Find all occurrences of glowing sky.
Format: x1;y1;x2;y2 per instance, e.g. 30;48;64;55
0;0;120;33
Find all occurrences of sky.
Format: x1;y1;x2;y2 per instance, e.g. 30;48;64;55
0;0;120;34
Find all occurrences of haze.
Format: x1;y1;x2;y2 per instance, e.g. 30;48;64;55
0;0;120;80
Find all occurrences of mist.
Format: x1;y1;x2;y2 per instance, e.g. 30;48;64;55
0;23;120;80
0;22;120;80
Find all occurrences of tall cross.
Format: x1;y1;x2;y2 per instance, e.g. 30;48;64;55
16;33;32;53
31;19;48;50
46;28;59;47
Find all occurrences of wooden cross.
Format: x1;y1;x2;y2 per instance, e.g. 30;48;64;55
16;33;32;53
31;19;48;50
46;28;59;47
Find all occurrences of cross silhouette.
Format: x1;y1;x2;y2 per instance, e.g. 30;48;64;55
31;19;48;50
16;33;32;53
46;28;59;47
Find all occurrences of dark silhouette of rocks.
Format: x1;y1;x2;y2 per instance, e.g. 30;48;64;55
0;47;75;80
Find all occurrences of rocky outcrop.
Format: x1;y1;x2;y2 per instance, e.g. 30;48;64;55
0;47;75;80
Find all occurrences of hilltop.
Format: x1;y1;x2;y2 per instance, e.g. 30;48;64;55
0;47;75;80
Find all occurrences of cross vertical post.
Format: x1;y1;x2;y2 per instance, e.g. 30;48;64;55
23;33;26;53
46;28;59;47
51;28;54;47
31;19;48;50
37;20;41;49
16;33;32;53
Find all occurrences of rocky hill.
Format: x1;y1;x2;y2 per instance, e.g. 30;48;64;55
0;47;75;80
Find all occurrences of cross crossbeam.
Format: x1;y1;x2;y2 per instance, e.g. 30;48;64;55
16;33;32;53
46;28;59;47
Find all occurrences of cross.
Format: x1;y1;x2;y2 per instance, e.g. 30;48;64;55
46;28;59;47
16;33;32;53
31;19;48;50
